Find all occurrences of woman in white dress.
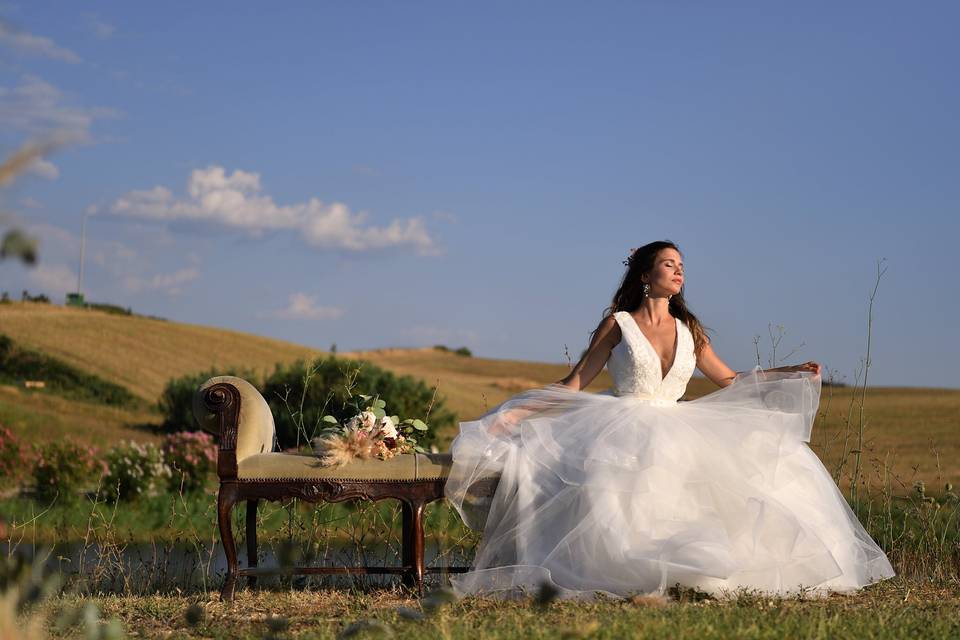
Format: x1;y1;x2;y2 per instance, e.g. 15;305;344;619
444;240;895;600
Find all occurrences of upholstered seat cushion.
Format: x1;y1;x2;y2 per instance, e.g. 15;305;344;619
238;451;453;481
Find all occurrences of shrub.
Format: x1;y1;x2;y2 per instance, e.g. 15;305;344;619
263;355;456;451
20;290;49;303
162;431;217;492
157;367;256;434
32;440;103;503
86;301;132;316
454;346;472;357
0;334;138;407
101;441;171;502
0;425;28;481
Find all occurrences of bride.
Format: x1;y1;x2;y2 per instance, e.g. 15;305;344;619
444;240;895;600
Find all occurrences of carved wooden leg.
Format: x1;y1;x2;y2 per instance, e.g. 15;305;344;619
218;483;240;601
246;499;259;588
401;498;426;595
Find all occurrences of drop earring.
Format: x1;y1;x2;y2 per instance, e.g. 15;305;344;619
643;283;650;297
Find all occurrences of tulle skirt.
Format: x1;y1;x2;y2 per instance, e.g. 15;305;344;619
444;366;895;600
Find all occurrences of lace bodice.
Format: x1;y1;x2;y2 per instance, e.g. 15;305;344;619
606;311;696;404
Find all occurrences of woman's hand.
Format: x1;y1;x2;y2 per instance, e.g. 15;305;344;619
487;407;537;437
770;361;822;377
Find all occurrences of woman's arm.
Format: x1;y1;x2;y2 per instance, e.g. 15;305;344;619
486;316;619;435
696;340;741;388
555;314;621;392
698;340;823;388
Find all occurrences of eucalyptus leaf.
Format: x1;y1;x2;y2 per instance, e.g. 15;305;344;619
321;415;339;424
412;419;428;431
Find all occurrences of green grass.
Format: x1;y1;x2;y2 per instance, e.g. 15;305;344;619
0;489;474;546
27;580;960;639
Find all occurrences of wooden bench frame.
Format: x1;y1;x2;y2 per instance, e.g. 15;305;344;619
204;381;469;600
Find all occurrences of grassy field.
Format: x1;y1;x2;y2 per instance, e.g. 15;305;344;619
24;580;957;639
2;302;959;638
1;301;958;489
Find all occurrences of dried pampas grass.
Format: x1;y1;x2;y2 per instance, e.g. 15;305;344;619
627;594;671;607
313;427;377;467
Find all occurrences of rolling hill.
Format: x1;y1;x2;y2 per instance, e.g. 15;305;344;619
1;301;957;488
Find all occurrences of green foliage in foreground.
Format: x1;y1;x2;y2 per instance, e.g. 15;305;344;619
0;490;471;544
3;488;959;639
0;334;138;407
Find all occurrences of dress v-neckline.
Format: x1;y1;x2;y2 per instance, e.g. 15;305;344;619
623;312;680;383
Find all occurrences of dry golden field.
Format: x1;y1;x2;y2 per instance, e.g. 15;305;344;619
1;301;957;489
0;302;324;401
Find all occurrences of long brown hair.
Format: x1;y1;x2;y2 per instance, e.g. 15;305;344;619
592;240;711;357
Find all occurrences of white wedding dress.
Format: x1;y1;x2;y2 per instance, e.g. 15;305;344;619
445;311;895;600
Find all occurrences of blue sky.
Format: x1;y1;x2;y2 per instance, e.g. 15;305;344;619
1;2;957;388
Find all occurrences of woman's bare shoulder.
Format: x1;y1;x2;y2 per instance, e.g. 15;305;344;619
593;313;622;345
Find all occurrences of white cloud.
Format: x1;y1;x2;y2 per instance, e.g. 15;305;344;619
401;325;480;345
352;165;380;176
124;267;199;296
25;221;139;282
27;156;58;180
90;240;137;267
89;18;115;40
28;222;79;253
26;263;77;296
263;293;345;320
0;22;81;63
109;165;442;255
0;75;118;141
432;210;458;223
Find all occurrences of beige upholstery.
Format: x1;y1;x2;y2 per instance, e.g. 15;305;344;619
238;452;452;481
193;376;275;461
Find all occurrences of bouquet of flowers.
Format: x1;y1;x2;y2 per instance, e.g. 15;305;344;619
313;393;429;467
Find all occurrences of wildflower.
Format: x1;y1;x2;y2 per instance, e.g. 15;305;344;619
357;411;378;431
378;415;398;439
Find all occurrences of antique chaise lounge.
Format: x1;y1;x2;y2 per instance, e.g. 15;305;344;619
192;375;488;600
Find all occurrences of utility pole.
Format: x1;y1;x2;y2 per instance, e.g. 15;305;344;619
67;211;89;307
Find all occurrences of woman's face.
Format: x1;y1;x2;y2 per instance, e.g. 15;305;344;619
643;248;684;296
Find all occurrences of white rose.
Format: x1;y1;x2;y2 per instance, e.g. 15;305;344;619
358;411;378;431
378;416;398;439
